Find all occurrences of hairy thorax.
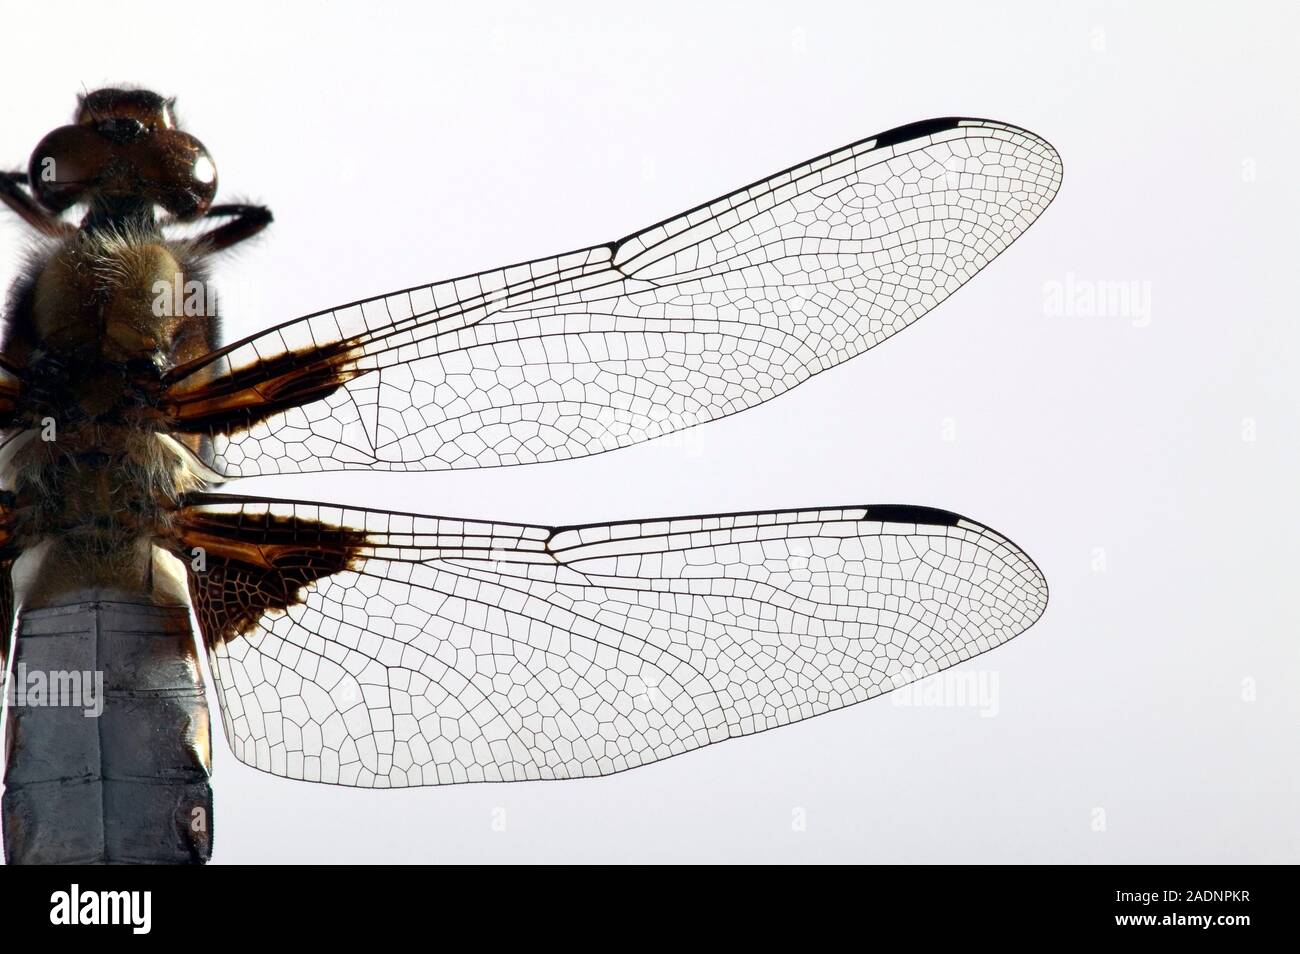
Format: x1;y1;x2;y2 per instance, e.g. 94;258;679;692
1;229;213;605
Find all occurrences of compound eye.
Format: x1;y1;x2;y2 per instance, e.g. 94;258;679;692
151;131;218;219
26;124;217;219
27;125;109;213
97;116;148;144
76;88;175;131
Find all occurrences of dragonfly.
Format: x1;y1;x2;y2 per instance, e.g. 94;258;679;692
0;89;1060;864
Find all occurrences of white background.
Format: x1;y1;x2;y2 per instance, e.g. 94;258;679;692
1;0;1296;863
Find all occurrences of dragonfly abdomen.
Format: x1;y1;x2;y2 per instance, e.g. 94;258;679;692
2;590;212;863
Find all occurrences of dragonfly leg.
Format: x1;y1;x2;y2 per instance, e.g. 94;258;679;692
0;171;76;238
187;202;273;253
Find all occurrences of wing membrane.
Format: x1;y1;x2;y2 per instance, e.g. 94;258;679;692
164;118;1061;476
180;495;1047;787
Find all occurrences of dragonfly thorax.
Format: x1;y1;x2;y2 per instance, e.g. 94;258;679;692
0;226;215;606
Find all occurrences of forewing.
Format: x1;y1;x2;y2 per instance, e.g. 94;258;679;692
164;118;1061;476
181;495;1048;786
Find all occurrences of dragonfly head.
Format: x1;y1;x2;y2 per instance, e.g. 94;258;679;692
28;88;218;223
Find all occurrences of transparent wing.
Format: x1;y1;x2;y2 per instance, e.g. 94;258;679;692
181;495;1048;787
164;118;1061;476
